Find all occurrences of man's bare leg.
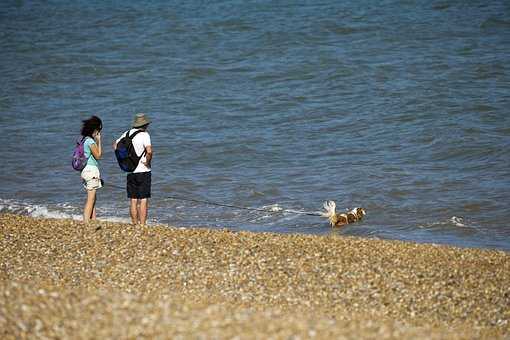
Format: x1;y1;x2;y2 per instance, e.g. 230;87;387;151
139;198;149;226
130;198;139;224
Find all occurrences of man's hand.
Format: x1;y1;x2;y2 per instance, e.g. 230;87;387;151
143;145;153;167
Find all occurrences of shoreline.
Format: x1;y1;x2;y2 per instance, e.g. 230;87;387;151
1;214;509;338
1;197;508;253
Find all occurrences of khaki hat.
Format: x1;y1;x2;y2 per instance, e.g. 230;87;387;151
132;113;151;128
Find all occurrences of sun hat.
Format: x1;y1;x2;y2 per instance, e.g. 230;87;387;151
132;113;151;128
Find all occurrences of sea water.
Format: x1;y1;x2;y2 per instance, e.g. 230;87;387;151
0;0;509;251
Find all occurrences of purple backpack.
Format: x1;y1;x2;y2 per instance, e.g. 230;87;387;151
72;137;88;171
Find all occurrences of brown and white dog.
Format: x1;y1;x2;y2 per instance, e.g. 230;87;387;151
321;200;366;227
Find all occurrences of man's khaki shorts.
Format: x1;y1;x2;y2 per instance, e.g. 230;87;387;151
81;165;102;191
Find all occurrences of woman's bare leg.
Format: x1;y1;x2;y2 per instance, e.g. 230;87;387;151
83;189;96;224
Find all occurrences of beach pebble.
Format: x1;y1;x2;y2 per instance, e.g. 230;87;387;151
0;214;509;338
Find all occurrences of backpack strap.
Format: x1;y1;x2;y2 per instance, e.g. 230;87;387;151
126;129;147;158
83;136;93;161
127;129;144;140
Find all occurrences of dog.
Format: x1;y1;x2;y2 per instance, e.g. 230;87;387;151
321;200;366;227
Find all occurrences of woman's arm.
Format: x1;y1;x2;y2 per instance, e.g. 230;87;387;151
90;132;102;160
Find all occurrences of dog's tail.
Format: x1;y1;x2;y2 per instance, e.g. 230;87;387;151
321;200;336;217
321;200;337;225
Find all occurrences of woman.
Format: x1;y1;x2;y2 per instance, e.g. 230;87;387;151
80;116;102;223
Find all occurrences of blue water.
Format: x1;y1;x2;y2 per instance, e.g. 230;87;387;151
1;0;509;251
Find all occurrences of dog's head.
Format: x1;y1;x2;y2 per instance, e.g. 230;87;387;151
353;207;366;221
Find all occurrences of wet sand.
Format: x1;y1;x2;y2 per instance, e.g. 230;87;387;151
1;214;509;339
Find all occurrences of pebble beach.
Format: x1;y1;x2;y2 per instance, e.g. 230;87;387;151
1;214;509;339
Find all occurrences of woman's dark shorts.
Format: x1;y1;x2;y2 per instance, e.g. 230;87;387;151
127;172;151;199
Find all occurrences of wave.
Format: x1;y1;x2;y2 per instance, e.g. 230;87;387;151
0;198;130;224
0;198;80;220
418;216;480;230
481;17;510;30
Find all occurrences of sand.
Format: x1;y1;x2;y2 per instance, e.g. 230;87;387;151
0;214;509;339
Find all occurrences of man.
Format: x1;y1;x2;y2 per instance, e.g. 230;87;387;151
113;113;153;225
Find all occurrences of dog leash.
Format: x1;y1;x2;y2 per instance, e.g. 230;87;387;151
104;182;323;217
164;194;323;217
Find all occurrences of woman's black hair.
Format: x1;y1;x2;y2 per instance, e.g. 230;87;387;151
81;115;102;137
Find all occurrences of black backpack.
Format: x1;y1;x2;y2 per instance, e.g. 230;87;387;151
115;130;146;172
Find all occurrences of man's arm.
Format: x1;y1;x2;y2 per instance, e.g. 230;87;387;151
112;137;121;150
112;132;127;150
143;145;153;167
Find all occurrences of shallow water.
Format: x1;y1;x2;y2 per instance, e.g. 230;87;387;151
1;0;509;251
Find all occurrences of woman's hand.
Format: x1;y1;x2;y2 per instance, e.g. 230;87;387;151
90;130;102;160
